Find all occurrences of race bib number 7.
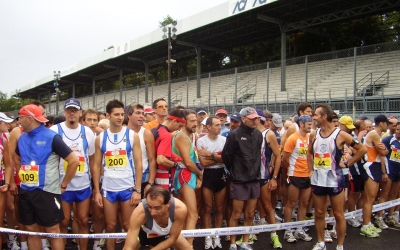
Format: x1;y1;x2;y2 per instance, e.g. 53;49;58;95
19;165;39;187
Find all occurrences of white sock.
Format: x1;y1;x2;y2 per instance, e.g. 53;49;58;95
41;239;47;247
318;241;325;247
271;232;277;238
395;211;399;216
260;218;266;224
21;241;28;249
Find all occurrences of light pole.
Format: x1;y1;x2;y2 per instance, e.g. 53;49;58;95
54;71;61;114
16;89;20;109
162;21;177;110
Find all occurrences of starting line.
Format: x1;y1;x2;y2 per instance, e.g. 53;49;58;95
0;198;399;238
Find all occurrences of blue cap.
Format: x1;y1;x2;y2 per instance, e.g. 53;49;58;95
64;98;82;110
256;109;266;121
230;112;241;122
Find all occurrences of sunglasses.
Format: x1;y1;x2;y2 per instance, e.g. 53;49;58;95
157;105;168;110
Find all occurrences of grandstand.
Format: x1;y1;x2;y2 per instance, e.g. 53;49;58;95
62;41;400;117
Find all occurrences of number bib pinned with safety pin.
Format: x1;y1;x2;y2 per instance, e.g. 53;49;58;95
105;150;128;170
390;148;400;163
64;156;85;176
19;163;39;187
314;153;332;169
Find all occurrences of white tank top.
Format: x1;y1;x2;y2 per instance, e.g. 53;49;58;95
311;128;344;187
50;123;95;191
138;127;150;182
100;127;135;191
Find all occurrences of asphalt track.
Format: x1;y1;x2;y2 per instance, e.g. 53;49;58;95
65;221;400;249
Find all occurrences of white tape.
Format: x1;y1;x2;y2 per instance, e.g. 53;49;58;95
0;198;399;238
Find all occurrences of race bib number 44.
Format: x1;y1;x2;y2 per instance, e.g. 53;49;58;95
105;150;127;169
19;165;39;186
314;153;331;169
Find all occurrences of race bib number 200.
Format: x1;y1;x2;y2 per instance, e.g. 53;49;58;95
105;150;127;169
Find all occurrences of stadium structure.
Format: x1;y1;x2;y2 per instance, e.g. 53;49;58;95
10;0;400;118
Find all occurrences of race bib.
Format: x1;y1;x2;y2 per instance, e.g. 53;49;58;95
105;150;127;170
63;156;85;176
19;165;39;186
390;148;400;163
314;153;331;169
299;143;308;157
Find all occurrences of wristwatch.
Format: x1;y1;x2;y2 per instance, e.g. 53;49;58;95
382;171;387;174
344;162;349;168
135;189;142;193
210;153;215;160
272;176;278;180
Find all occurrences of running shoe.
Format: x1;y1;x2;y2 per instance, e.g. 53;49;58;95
369;224;382;233
312;242;327;250
336;245;344;250
324;229;333;243
8;237;20;250
329;228;337;239
385;216;400;227
225;235;231;241
375;217;389;230
275;201;283;210
239;243;253;250
213;236;222;249
360;225;379;237
116;238;124;244
93;247;102;250
222;220;228;227
284;230;297;243
205;236;213;249
294;229;312;241
236;236;254;245
99;238;105;247
229;245;237;250
347;218;361;228
271;235;282;249
275;212;283;223
394;213;399;223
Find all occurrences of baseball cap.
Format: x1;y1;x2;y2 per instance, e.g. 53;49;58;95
374;114;392;125
230;112;241;122
339;115;355;129
144;108;154;114
18;104;48;123
256;109;266;121
272;113;283;127
64;98;82;110
195;107;207;114
0;112;15;123
239;107;259;119
215;109;228;115
298;115;312;123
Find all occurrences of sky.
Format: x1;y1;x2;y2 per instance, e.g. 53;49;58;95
0;0;229;97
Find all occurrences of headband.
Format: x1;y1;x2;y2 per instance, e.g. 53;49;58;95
168;115;186;124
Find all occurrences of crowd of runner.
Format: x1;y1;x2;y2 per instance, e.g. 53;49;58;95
0;98;399;250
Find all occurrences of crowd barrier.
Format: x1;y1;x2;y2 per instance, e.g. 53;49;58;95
0;198;399;239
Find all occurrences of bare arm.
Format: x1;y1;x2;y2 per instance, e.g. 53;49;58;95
144;130;156;191
61;153;79;191
266;131;282;190
337;131;367;167
307;131;316;176
281;151;291;171
281;124;297;148
122;204;146;250
92;136;103;208
131;133;143;206
0;140;12;192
